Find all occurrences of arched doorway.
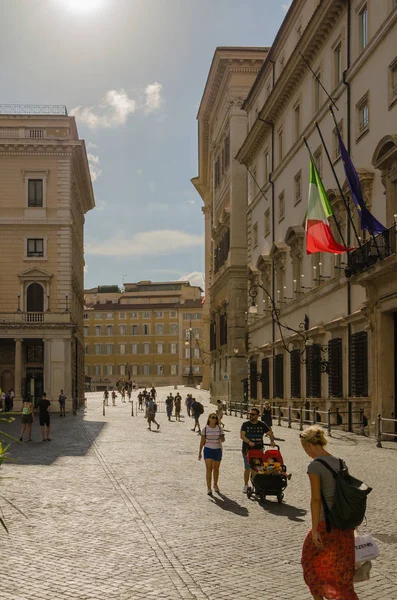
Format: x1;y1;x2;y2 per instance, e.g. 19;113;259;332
26;283;44;312
1;369;14;394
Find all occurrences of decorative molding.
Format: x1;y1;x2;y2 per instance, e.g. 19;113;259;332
0;219;71;225
21;169;50;183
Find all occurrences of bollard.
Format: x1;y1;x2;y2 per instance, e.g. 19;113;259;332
240;402;243;418
327;408;332;436
288;406;292;428
131;400;134;417
103;398;106;417
376;413;382;448
299;406;303;431
312;408;316;425
234;403;237;417
278;405;282;427
359;407;364;435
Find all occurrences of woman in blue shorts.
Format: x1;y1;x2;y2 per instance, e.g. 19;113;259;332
198;413;225;496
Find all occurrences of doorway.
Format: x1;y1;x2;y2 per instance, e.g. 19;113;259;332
25;367;44;408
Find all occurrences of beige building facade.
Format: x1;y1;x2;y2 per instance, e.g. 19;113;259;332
84;281;206;390
192;47;268;406
234;0;397;430
0;106;95;411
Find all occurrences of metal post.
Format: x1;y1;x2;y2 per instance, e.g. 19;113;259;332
327;408;332;436
348;400;353;433
278;405;281;427
299;406;304;431
240;401;243;418
131;399;134;417
103;397;105;417
288;406;292;428
359;406;364;435
312;408;316;425
234;402;237;417
376;413;382;448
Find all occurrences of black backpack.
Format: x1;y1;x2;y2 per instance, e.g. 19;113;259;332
316;458;372;532
196;402;204;415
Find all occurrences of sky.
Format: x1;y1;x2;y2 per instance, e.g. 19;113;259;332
0;0;291;289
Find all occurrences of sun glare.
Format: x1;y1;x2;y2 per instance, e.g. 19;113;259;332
61;0;104;13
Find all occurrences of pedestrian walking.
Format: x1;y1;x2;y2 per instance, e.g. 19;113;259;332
198;413;225;495
59;389;67;417
216;399;225;427
191;398;204;433
8;389;14;411
147;397;160;431
174;393;182;421
111;389;117;406
300;426;359;600
138;391;143;410
19;396;34;442
240;407;275;493
165;394;174;421
104;389;109;406
121;387;126;403
261;401;273;429
150;386;157;399
38;392;51;442
185;394;193;417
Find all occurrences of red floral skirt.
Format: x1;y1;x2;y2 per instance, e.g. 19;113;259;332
301;521;358;599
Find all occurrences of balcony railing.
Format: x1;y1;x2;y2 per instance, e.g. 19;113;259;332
0;312;71;325
345;224;397;278
0;104;68;115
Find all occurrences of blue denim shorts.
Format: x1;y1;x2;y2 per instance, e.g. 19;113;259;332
203;447;222;461
242;451;250;469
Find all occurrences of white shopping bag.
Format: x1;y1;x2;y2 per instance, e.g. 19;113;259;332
354;531;380;563
354;561;372;582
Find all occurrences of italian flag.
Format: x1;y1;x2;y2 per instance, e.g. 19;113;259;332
306;159;350;255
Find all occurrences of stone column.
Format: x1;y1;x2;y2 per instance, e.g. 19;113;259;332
64;338;72;412
43;339;52;400
14;338;23;408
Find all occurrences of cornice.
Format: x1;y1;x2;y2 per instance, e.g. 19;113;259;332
0;219;72;225
0;146;72;157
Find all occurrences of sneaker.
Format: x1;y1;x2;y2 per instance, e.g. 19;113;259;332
243;485;248;494
19;437;23;442
157;423;160;430
207;489;213;496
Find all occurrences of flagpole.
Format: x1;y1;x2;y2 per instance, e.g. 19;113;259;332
299;51;339;112
328;106;382;258
314;121;361;248
242;161;269;203
302;137;349;250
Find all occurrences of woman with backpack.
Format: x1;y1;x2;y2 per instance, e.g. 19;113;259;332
300;425;359;600
198;413;225;496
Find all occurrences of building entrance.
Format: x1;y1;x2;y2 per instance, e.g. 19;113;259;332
25;367;44;408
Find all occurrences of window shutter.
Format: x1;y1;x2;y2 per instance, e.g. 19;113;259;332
273;354;284;398
250;361;258;399
306;344;321;398
328;338;343;397
290;349;301;398
261;358;270;399
350;331;368;397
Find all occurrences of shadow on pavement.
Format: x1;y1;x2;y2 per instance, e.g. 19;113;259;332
210;492;249;517
258;500;307;522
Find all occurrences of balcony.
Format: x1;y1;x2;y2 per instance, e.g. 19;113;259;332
0;312;72;326
345;224;397;279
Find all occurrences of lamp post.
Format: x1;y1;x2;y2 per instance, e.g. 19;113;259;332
185;324;194;386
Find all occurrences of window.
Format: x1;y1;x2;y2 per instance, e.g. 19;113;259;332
252;222;258;248
278;192;285;222
264;209;270;236
142;364;151;376
350;331;368;397
314;147;322;177
156;343;164;354
132;364;139;376
192;328;200;339
130;312;138;318
356;92;369;138
170;364;178;376
224;133;230;170
94;313;102;320
333;120;343;160
249;166;257;202
84;365;90;376
105;365;113;376
314;72;322;113
278;128;283;163
169;323;178;335
334;43;342;86
389;57;397;107
84;313;89;320
118;325;127;335
131;324;139;335
294;171;302;205
131;343;139;354
193;366;201;374
106;325;114;336
273;354;284;398
169;342;178;354
156;364;164;376
143;343;151;354
143;312;150;319
105;344;114;355
28;179;43;207
84;326;90;336
261;358;270;399
118;312;126;319
359;5;368;51
143;324;150;336
119;344;126;355
155;324;164;335
94;364;101;376
290;349;301;398
306;344;322;398
94;344;102;355
264;150;269;183
184;347;191;359
155;311;163;318
95;325;102;336
119;364;126;376
193;348;200;359
294;103;300;139
85;344;89;355
26;238;44;258
170;311;177;318
214;155;220;188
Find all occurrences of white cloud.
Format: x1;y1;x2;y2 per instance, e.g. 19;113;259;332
87;152;102;182
282;1;292;13
179;271;205;290
186;199;195;205
96;199;107;211
71;83;164;129
84;265;88;273
87;141;97;149
85;230;204;257
144;82;164;113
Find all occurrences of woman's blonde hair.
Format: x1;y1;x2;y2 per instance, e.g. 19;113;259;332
300;425;327;446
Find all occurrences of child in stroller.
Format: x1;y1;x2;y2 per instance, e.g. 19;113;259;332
246;445;289;503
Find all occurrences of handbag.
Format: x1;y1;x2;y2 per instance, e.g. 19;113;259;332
354;530;380;563
354;561;372;582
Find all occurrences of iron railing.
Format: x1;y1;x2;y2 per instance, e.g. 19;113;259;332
345;223;397;277
0;104;68;115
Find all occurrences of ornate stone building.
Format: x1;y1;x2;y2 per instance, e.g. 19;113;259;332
0;105;95;411
192;47;268;405
235;0;397;430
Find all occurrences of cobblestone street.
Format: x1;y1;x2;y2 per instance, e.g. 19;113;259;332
1;387;397;600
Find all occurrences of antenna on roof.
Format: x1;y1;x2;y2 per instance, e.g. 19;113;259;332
121;273;127;292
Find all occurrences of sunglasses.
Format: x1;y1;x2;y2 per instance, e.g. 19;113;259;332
209;415;217;419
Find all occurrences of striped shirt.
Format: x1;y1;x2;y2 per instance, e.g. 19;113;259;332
201;425;224;449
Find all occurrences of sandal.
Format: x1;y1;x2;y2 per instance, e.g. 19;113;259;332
214;486;220;493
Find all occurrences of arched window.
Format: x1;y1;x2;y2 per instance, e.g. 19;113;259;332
26;283;44;312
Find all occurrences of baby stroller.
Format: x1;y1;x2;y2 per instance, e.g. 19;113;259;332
246;444;288;504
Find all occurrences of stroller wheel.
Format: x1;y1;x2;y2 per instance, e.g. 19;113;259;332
277;493;284;504
247;487;253;499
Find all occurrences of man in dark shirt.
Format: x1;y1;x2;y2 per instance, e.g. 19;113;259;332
38;392;52;442
240;407;275;493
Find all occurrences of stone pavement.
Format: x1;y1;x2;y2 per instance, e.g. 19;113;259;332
1;387;397;600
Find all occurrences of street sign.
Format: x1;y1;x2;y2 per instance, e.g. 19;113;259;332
223;374;229;380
